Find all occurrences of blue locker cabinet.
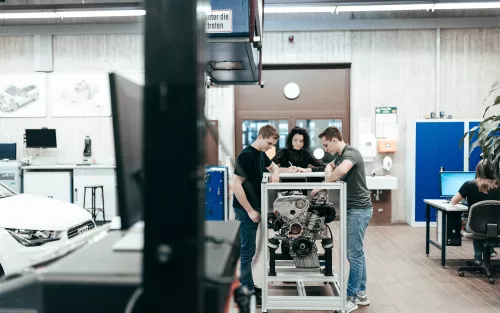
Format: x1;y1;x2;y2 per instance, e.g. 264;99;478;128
409;120;482;226
414;121;465;223
205;166;228;221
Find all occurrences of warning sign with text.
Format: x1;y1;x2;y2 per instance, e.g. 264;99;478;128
206;10;232;33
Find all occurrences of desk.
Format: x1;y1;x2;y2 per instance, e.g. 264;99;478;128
424;199;468;267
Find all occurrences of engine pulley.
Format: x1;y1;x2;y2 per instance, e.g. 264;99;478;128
292;238;313;257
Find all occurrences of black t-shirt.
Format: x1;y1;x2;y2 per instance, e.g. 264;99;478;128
233;145;272;212
458;180;500;209
271;148;326;172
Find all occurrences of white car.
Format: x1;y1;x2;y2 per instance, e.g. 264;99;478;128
0;183;97;279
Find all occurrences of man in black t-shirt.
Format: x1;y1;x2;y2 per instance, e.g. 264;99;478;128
232;124;280;304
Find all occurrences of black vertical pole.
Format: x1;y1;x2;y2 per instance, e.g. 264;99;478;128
425;204;430;256
441;211;447;268
143;0;206;312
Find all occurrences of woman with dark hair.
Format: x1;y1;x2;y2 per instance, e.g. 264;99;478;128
271;126;325;173
451;159;500;263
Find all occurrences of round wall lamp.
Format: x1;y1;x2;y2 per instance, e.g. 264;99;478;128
284;82;300;100
313;148;325;159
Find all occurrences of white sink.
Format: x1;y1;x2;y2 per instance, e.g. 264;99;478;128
365;175;398;190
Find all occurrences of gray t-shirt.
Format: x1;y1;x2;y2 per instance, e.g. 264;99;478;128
333;145;372;209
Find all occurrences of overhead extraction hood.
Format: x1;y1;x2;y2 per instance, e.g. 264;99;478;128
206;0;264;86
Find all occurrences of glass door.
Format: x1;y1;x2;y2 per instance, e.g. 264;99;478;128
296;119;343;163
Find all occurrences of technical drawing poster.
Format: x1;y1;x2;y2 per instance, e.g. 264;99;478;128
0;74;47;118
49;72;111;117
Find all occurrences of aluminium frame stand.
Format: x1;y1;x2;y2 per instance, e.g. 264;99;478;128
260;178;348;313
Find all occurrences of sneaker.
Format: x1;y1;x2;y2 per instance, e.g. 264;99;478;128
251;293;261;306
346;296;359;312
253;285;262;295
356;292;370;306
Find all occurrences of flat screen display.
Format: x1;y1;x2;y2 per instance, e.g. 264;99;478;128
109;73;143;230
440;171;476;197
0;143;16;160
25;129;57;148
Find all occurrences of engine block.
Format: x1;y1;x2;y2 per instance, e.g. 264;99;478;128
268;190;335;269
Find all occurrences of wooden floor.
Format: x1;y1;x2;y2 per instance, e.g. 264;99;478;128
254;224;500;313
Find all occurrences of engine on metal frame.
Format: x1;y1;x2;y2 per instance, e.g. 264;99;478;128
267;190;336;269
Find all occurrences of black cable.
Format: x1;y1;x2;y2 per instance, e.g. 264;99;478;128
124;287;142;313
326;224;333;239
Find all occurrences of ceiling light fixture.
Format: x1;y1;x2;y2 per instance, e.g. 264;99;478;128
56;9;145;18
0;1;499;20
433;2;500;9
0;12;59;19
264;5;336;13
336;4;434;12
0;9;145;19
263;1;500;14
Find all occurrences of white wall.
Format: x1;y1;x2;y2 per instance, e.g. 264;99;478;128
205;85;235;167
258;28;500;223
1;28;500;222
0;34;143;165
213;28;498;223
0;34;233;167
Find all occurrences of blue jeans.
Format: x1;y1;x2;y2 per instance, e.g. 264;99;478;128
466;224;485;261
234;207;259;294
346;208;373;297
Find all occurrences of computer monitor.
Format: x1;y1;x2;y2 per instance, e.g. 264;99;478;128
109;72;143;230
440;171;476;198
0;143;16;160
25;129;57;148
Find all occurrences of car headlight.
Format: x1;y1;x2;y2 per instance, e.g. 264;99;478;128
6;229;62;247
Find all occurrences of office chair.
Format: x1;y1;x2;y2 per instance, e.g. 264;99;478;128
458;200;500;284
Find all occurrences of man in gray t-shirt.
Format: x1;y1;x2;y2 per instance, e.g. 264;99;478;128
313;127;373;313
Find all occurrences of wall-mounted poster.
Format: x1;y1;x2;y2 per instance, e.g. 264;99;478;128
0;73;47;118
49;72;111;117
375;106;398;138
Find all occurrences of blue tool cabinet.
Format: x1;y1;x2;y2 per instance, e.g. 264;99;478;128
205;166;229;221
408;120;482;226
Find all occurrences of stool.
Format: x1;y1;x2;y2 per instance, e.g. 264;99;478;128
83;185;106;221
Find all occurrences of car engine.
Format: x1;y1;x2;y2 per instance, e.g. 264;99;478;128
267;190;336;269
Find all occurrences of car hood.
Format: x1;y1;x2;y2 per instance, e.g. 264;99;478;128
0;194;92;231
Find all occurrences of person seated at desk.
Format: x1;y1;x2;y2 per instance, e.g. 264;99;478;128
271;126;326;173
451;159;500;263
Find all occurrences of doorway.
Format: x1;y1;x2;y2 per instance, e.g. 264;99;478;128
235;64;351;162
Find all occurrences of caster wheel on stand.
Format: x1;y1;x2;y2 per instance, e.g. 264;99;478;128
458;272;465;277
488;278;495;284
